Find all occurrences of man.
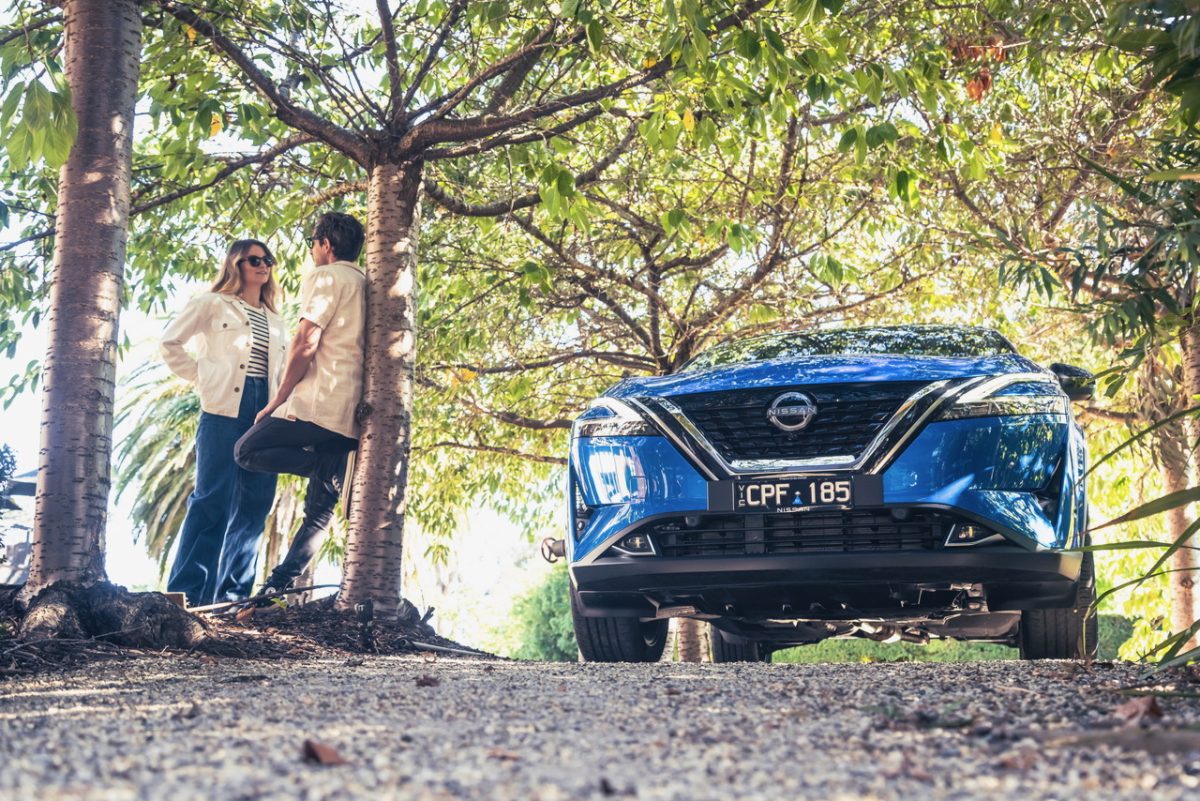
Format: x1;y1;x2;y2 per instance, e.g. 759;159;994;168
234;211;366;595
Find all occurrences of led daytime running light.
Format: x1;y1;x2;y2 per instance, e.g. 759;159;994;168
572;399;660;438
939;395;1067;420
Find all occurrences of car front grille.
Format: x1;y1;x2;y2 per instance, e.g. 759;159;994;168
670;381;924;462
646;509;950;557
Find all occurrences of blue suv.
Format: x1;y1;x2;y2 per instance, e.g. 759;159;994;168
563;325;1096;662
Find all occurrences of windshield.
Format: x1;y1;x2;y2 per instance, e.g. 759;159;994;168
683;326;1016;371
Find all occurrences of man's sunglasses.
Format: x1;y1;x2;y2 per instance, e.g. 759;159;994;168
305;235;322;246
238;255;275;268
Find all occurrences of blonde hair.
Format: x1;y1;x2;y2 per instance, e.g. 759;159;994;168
210;238;280;313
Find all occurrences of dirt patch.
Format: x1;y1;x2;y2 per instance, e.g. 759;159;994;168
1;583;494;679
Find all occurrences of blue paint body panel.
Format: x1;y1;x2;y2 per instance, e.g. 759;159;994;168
606;353;1042;399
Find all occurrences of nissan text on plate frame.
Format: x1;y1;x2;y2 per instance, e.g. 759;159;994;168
564;325;1097;663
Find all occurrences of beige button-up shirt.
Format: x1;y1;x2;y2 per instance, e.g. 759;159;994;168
273;260;366;438
160;292;288;418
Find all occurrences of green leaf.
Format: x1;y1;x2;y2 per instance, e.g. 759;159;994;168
806;74;829;102
865;122;898;149
790;0;817;24
1086;405;1200;477
734;28;761;60
762;25;786;55
1091;485;1200;530
586;19;603;53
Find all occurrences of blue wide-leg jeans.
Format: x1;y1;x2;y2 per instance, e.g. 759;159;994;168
166;377;277;606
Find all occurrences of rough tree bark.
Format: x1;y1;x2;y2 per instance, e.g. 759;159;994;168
1159;415;1196;643
20;0;142;603
1177;321;1200;647
336;159;423;614
675;618;707;663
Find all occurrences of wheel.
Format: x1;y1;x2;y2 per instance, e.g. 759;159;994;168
570;584;667;663
708;624;772;663
1019;551;1098;660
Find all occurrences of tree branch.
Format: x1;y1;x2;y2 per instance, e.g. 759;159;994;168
2;136;317;253
423;121;635;216
399;0;469;114
375;0;402;108
307;180;368;206
422;440;567;466
456;395;572;430
436;350;655;375
423;106;604;161
157;1;369;164
132;135;317;216
430;24;561;123
0;13;61;47
1042;74;1156;234
408;0;770;149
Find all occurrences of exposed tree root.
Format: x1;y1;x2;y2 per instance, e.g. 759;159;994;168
0;584;492;679
15;581;208;649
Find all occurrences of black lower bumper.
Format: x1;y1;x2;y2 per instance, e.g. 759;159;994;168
572;548;1083;617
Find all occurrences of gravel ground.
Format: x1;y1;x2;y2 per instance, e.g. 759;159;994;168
2;657;1199;800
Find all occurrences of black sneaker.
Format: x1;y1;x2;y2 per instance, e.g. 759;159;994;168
253;577;294;607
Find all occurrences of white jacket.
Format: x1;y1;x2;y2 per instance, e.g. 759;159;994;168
160;292;289;418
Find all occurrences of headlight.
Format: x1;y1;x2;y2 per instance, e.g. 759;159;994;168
572;398;660;438
937;375;1068;421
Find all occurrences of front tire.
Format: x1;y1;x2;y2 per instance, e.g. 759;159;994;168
708;624;772;663
1019;551;1098;660
571;584;668;663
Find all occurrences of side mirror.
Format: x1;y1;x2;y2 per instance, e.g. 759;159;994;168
1049;363;1095;402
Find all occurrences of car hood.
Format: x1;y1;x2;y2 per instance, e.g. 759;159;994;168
605;353;1045;399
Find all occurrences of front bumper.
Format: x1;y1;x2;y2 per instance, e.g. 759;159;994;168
572;547;1083;618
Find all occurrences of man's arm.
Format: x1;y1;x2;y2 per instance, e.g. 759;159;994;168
256;318;323;423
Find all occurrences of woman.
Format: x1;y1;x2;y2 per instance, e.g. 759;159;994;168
160;239;288;606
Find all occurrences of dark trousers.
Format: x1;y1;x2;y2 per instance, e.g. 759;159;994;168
167;377;277;606
234;415;356;586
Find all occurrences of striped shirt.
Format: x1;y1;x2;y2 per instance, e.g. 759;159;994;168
240;300;270;378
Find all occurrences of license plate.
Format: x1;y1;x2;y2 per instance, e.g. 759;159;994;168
708;476;879;514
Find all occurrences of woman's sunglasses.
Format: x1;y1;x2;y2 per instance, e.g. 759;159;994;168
238;255;275;268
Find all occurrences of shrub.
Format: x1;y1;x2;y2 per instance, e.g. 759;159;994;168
508;563;576;661
0;443;15;563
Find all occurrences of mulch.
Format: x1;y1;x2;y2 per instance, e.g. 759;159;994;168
0;585;495;679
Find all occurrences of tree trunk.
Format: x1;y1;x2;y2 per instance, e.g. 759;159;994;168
1176;320;1200;647
335;158;423;616
20;0;142;603
1160;416;1196;644
675;618;707;663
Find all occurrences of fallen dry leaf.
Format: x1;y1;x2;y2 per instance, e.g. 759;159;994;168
174;701;201;720
234;606;256;623
487;747;521;761
665;687;682;696
1114;696;1163;726
997;746;1038;771
303;739;350;765
415;674;440;687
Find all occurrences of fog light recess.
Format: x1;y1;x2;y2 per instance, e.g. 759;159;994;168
613;533;655;555
944;524;1004;547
